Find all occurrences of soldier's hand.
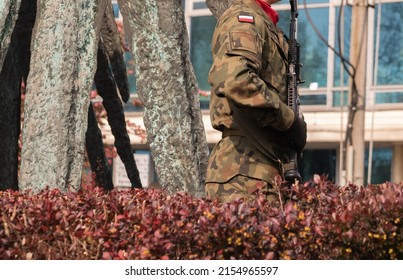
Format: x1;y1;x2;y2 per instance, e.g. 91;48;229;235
286;114;307;154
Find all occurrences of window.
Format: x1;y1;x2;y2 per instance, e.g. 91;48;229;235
299;149;337;182
278;7;329;89
375;92;403;104
332;91;348;107
333;5;352;88
190;16;216;91
374;2;403;86
193;1;208;9
300;94;327;105
365;148;392;184
112;3;120;18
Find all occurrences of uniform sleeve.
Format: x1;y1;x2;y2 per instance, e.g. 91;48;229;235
208;13;295;131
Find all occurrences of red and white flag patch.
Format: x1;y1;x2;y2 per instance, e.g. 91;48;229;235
238;14;254;23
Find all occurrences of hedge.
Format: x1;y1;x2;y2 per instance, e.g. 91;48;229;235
1;176;402;259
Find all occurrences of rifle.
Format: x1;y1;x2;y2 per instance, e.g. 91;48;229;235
283;0;304;183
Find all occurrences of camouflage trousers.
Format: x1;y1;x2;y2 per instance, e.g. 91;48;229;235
205;175;280;205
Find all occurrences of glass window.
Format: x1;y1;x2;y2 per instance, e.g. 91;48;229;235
190;15;216;91
199;95;210;110
299;149;337;182
333;5;352;87
374;2;403;86
332;91;349;107
300;94;327;105
112;3;120;18
278;7;329;88
124;51;137;94
277;11;290;35
365;148;392;184
193;2;208;9
375;92;403;104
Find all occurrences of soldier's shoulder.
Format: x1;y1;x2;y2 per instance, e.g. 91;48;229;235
218;4;265;30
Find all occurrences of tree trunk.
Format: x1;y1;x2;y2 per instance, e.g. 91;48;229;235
117;0;209;197
0;0;36;191
206;0;230;19
100;2;130;103
93;39;142;189
0;39;20;191
85;12;144;191
86;102;114;190
0;0;22;70
19;0;107;192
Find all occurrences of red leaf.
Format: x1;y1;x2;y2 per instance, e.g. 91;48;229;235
102;252;112;260
265;252;275;260
314;226;324;236
314;174;321;184
118;250;126;260
154;229;164;239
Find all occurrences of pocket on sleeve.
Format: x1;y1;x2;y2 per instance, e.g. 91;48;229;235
227;31;261;64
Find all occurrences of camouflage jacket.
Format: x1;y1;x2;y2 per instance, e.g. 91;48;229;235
206;0;295;184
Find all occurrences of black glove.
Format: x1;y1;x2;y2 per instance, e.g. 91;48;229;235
286;114;307;154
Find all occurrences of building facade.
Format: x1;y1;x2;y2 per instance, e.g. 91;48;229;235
107;0;403;187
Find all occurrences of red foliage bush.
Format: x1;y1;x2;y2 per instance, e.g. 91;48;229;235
0;177;402;260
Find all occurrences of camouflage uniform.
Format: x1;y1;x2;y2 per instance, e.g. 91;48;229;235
206;0;295;202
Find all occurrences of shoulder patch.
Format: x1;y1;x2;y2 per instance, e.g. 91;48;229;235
238;13;254;24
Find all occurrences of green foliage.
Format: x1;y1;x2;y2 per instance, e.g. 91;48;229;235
1;177;402;259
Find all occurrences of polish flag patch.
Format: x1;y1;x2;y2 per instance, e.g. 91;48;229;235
238;14;254;23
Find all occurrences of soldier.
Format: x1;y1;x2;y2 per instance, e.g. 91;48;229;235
205;0;307;203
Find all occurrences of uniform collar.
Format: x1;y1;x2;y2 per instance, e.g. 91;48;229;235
255;0;279;25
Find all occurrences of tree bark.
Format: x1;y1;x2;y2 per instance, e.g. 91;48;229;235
205;0;230;19
117;0;209;196
0;0;36;191
19;0;107;192
0;0;22;70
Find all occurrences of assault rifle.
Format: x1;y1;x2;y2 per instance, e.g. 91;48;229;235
283;0;304;183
